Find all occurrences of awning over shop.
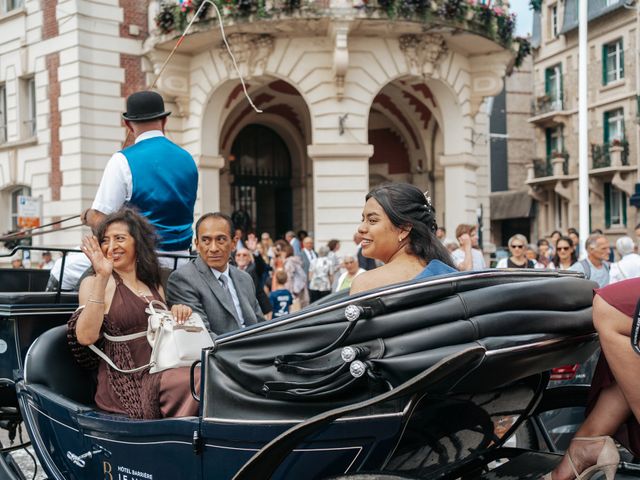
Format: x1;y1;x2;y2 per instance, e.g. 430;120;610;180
490;190;533;220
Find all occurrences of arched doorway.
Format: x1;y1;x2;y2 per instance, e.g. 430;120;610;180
230;124;292;237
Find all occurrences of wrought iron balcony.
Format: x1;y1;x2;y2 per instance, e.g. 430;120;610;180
530;154;568;180
532;95;563;116
591;140;629;169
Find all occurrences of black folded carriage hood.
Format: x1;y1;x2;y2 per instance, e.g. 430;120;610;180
203;270;598;422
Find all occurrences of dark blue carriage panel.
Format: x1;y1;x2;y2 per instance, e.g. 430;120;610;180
19;387;202;480
199;415;404;479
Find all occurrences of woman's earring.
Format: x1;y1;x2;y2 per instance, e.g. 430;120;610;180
398;236;403;243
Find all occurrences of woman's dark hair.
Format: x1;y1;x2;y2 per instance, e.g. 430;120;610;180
551;236;577;268
327;239;340;251
96;208;162;288
366;183;455;268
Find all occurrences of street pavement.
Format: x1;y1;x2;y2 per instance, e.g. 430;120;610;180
0;425;45;479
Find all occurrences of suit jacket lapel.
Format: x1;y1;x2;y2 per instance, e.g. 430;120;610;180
195;256;239;323
229;266;256;326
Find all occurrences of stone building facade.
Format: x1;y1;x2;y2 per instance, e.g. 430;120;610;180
526;0;640;242
0;0;521;255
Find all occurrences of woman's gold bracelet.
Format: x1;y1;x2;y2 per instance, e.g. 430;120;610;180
87;298;105;304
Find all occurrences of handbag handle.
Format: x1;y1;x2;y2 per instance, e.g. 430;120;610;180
190;360;201;402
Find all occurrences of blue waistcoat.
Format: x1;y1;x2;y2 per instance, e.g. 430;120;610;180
121;136;198;251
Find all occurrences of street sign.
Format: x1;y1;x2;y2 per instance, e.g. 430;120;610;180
17;195;41;228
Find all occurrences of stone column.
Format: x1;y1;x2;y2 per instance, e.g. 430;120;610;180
196;155;225;216
439;153;479;235
307;144;374;255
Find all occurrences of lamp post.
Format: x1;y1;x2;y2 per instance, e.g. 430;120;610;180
578;0;589;258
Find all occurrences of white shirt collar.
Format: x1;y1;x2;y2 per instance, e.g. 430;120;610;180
135;130;164;144
210;266;230;281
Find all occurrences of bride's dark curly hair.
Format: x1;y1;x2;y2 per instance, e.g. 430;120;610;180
366;183;455;268
96;208;162;288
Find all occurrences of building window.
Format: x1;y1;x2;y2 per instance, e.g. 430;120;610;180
20;77;36;138
2;0;23;13
0;85;6;143
605;183;626;228
545;64;562;109
603;39;624;85
550;5;559;37
545;126;563;158
9;186;31;231
554;194;567;230
604;108;624;142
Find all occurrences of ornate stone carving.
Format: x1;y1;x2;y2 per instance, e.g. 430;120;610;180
399;34;448;78
146;51;191;117
219;34;274;78
331;22;349;99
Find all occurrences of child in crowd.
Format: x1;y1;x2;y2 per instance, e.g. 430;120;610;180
269;270;294;318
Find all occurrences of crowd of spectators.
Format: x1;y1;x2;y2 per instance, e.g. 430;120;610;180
439;222;640;288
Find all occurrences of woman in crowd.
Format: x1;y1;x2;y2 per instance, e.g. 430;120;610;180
548;236;577;270
350;183;456;295
327;239;341;273
542;278;640;479
496;234;536;268
67;208;196;419
309;245;334;300
281;241;309;309
334;254;365;292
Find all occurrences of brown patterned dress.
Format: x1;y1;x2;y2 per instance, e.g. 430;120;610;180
68;274;199;419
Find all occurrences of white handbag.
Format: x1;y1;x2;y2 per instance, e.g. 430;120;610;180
87;300;213;374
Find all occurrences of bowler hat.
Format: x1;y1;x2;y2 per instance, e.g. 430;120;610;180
122;91;171;121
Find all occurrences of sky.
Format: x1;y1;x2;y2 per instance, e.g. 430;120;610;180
511;0;534;37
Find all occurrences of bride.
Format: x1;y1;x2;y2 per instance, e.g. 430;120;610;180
350;183;456;295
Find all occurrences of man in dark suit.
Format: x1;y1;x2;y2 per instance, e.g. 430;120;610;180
167;212;264;336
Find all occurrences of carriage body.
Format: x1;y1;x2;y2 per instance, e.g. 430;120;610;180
3;269;608;479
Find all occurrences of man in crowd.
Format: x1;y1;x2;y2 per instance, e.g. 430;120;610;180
82;91;198;265
300;236;317;275
167;213;264;336
285;230;301;256
451;224;485;271
569;233;611;288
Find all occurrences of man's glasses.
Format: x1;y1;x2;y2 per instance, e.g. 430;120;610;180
510;244;524;249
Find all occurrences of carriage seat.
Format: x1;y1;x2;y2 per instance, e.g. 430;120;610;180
24;325;95;408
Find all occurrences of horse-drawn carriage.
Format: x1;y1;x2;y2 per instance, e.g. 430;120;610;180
0;250;639;479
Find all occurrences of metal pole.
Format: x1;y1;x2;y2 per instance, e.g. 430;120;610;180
578;0;589;258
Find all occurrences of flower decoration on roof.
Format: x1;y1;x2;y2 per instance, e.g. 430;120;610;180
153;0;533;72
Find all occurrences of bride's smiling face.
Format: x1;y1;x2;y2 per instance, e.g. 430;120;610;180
357;197;404;263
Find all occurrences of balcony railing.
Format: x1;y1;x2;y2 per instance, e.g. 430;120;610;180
153;0;529;57
532;154;568;178
531;95;563;117
591;140;629;169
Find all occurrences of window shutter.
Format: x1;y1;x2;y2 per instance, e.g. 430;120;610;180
545;67;551;94
603;111;610;143
623;192;628;226
545;128;552;158
559;64;564;105
620;39;624;79
604;182;611;229
602;44;607;85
